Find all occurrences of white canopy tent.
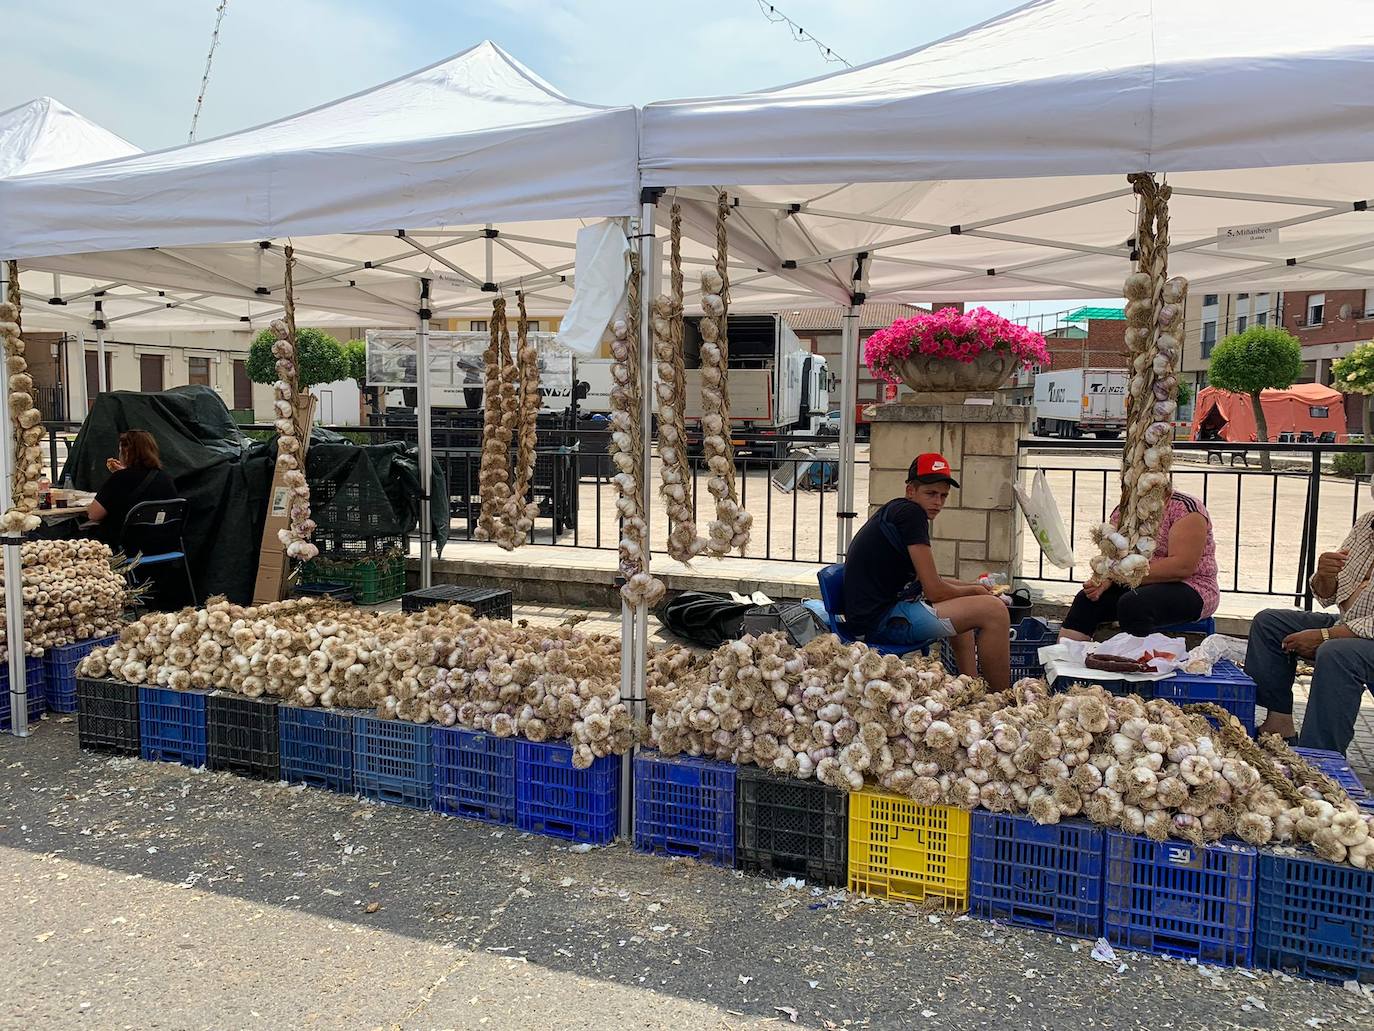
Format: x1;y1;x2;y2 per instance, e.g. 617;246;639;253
0;44;650;793
640;0;1374;558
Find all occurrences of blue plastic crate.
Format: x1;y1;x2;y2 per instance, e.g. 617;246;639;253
634;751;735;866
1293;747;1368;800
138;687;207;766
1257;851;1374;984
516;740;620;845
42;635;117;713
971;813;1104;939
352;715;433;810
279;706;354;793
943;616;1057;682
0;656;45;731
1152;660;1256;735
1105;832;1256;967
433;727;516;825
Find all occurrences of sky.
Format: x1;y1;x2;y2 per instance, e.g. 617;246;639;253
1;0;1111;322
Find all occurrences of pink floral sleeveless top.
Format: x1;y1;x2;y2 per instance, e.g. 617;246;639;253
1112;492;1220;617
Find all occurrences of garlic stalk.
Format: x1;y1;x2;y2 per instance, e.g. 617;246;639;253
0;267;44;534
271;247;319;562
475;294;541;550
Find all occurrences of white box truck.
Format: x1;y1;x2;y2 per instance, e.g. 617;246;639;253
1032;367;1127;438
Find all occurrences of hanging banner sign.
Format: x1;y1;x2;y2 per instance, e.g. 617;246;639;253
1217;223;1279;249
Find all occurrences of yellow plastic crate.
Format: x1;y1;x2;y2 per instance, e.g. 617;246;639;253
848;788;970;911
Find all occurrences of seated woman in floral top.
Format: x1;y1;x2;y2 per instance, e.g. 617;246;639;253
1059;490;1219;642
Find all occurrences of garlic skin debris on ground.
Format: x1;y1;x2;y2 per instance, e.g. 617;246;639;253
78;598;632;766
0;539;128;658
647;632;1374;867
0;299;44;534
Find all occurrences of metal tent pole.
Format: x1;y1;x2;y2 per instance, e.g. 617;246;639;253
94;297;107;392
416;279;434;589
836;256;866;559
0;262;29;736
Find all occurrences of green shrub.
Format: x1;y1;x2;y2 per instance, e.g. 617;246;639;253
1332;451;1365;477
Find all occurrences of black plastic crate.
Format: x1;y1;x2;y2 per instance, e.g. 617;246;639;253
76;676;140;756
207;693;281;780
735;766;848;887
402;585;514;620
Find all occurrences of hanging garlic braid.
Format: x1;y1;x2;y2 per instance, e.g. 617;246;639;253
0;261;43;533
476;295;542;551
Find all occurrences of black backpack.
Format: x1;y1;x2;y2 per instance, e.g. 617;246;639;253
740;602;827;647
660;592;751;649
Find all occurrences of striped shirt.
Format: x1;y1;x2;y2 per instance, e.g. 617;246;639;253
1314;512;1374;639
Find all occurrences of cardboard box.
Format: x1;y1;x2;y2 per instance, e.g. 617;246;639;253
252;393;317;604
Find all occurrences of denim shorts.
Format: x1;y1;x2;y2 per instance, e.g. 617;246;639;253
867;598;957;647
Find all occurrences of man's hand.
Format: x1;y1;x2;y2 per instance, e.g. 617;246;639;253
1317;550;1350;578
1281;628;1326;659
1081;578;1108;602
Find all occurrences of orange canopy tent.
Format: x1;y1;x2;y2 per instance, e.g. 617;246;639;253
1191;383;1346;442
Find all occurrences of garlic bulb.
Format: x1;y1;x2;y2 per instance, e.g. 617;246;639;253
0;285;43;534
475;294;541;551
1096;175;1183;588
0;539;129;658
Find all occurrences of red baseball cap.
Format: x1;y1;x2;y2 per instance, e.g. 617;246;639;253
907;452;959;488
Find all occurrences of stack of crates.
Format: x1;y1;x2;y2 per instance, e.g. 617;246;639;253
279;706;354;793
633;752;735;866
300;538;407;606
942;616;1058;682
971;813;1104;939
206;694;281;780
352;713;434;809
43;635;117;713
847;787;971;911
1256;851;1374;983
516;739;620;845
1152;660;1256;735
735;766;848;887
138;686;207;766
0;656;45;731
402;585;514;621
76;676;140;755
1104;832;1256;966
433;726;517;825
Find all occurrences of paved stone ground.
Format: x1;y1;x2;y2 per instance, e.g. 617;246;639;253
2;721;1370;1031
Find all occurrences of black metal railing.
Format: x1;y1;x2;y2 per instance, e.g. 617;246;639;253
1017;438;1374;608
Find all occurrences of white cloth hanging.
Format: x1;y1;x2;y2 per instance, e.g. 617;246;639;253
556;221;629;356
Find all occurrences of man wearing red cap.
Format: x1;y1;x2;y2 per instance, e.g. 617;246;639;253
840;452;1012;690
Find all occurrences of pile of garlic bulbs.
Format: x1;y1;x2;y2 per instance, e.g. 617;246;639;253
78;597;632;767
0;539;128;658
1096;174;1183;587
654;202;708;564
612;252;665;607
268;269;318;563
697;193;752;557
475;296;540;550
0;289;45;534
647;632;1374;867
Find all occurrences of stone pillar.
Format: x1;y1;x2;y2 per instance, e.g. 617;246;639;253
867;400;1028;584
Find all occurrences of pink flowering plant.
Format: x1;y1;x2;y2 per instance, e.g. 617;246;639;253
863;306;1050;384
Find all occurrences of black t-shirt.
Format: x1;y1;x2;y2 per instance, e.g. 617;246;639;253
93;466;178;548
841;498;931;635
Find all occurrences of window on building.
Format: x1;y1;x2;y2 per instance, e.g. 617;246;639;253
1307;294;1325;326
1256;310;1268;327
1201;321;1217;359
528;320;541;333
233;359;253;411
1203;294;1218;307
1364;289;1374;318
471;320;488;332
1310;406;1330;419
1236;314;1248;334
139;354;164;393
1237;293;1249;300
188;356;211;386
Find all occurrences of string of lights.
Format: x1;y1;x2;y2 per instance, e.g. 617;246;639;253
753;1;851;67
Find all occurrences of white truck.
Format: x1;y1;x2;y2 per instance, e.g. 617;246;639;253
579;314;830;458
1032;367;1128;438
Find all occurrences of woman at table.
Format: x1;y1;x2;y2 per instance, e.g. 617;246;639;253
1059;490;1220;641
87;430;177;549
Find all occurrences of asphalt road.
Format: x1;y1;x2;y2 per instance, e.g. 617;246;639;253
1;719;1368;1031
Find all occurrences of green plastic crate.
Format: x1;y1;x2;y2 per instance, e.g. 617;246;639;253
299;553;406;605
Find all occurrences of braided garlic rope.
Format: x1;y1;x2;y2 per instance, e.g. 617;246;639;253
0;263;42;533
270;247;319;562
476;296;540;550
614;251;665;606
1093;174;1186;588
698;192;752;556
654;203;708;563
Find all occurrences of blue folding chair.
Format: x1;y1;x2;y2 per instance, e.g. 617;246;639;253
816;563;930;657
1160;617;1216;636
122;498;196;607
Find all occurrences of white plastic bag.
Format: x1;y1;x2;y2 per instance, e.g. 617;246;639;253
1014;469;1075;569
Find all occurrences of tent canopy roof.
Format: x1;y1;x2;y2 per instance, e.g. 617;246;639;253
0;97;139;179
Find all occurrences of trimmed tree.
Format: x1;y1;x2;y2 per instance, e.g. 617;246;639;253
247;326;349;388
343;339;369;422
1331;340;1374;471
1207;325;1304;471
